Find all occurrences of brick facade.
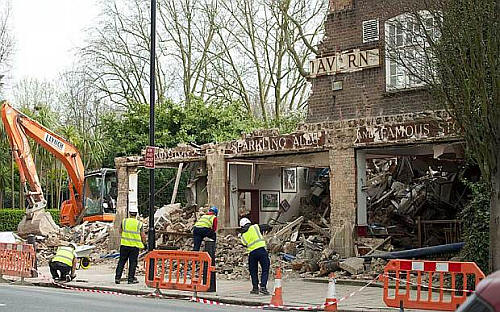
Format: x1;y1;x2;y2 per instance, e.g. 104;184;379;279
329;148;357;256
307;0;433;122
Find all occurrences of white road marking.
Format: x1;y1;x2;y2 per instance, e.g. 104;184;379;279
0;303;6;307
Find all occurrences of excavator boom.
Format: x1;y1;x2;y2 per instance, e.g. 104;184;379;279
1;101;85;236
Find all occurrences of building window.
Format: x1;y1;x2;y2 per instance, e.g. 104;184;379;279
385;11;438;91
362;19;379;43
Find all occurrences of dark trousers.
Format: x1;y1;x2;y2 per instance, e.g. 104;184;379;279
193;227;216;251
115;245;139;282
49;261;71;279
248;247;270;290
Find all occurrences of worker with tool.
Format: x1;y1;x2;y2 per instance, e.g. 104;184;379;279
192;206;218;251
239;217;272;295
49;243;77;282
115;205;146;284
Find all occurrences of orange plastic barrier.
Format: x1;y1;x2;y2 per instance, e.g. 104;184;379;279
144;250;215;292
382;259;485;311
0;243;37;278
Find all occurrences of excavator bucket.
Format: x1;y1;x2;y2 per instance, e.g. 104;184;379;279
17;209;60;237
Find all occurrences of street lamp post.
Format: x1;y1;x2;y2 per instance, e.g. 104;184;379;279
147;0;157;252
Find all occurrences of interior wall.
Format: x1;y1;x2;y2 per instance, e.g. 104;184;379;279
235;165;311;224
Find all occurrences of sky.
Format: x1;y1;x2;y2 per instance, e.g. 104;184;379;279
7;0;99;87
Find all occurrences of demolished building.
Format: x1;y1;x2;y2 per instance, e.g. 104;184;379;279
109;0;471;276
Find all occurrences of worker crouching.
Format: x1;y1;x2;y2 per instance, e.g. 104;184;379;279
239;217;272;295
115;205;146;284
50;243;77;282
192;206;218;251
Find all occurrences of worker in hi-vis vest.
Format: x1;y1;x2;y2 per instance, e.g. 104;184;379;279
50;242;77;282
115;205;146;284
239;218;272;295
192;206;218;251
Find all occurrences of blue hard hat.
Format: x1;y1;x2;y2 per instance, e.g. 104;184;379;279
209;206;218;215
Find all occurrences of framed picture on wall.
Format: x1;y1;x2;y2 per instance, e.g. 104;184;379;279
282;167;297;193
260;190;280;212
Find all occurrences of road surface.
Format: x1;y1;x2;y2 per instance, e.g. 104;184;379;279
0;284;258;312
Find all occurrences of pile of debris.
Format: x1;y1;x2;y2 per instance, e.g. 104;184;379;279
365;157;466;249
35;221;114;265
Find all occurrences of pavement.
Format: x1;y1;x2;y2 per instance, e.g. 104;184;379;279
5;263;436;312
0;284;244;312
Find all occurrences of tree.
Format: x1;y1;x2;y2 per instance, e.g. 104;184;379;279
209;0;326;122
79;0;324;123
386;0;499;270
0;1;14;207
80;0;167;108
0;1;13;86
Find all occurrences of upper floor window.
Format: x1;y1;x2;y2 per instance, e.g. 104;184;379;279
385;11;439;91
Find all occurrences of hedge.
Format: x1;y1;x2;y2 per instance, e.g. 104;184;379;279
0;209;60;232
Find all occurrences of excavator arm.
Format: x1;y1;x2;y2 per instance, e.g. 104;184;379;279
1;101;85;235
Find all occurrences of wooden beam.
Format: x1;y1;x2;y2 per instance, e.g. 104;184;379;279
170;163;184;204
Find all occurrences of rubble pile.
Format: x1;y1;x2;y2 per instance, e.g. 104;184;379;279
365;157;466;248
35;221;114;265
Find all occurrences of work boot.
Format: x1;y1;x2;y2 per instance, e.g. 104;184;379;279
250;288;259;295
65;274;72;282
128;278;139;284
259;287;270;295
115;279;120;284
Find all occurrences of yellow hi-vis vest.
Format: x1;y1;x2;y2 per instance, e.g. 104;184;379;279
241;224;266;253
121;218;144;249
194;214;215;229
52;246;75;266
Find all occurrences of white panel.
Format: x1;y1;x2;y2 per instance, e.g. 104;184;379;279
412;262;424;271
356;150;367;225
229;164;239;227
436;263;449;272
128;172;138;213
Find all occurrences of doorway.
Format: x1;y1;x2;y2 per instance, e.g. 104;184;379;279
238;189;259;224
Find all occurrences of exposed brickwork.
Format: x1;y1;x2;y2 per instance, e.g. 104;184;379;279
206;147;227;229
329;148;356;257
307;0;434;122
110;158;133;249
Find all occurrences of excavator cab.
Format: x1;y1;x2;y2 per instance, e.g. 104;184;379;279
82;168;117;223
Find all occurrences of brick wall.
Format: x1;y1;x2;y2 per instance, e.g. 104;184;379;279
329;148;356;257
206;147;227;229
307;0;434;122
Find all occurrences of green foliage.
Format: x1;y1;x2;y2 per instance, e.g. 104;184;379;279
100;97;304;208
0;209;60;231
0;209;24;231
460;180;490;274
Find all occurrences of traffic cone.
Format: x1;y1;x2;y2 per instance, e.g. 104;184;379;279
324;272;338;311
269;268;284;307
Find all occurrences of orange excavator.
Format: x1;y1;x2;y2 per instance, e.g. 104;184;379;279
1;101;117;236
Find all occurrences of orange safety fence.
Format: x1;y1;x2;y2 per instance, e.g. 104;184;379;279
0;242;37;278
144;250;215;292
382;259;485;311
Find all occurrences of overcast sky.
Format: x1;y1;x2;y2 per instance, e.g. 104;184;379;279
8;0;99;84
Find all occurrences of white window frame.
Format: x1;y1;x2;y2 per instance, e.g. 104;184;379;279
385;11;438;91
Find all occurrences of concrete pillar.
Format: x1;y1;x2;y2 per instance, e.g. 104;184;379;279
109;158;131;250
329;148;356;257
206;147;227;230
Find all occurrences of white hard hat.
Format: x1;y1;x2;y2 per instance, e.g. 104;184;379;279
239;217;251;227
129;205;138;213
